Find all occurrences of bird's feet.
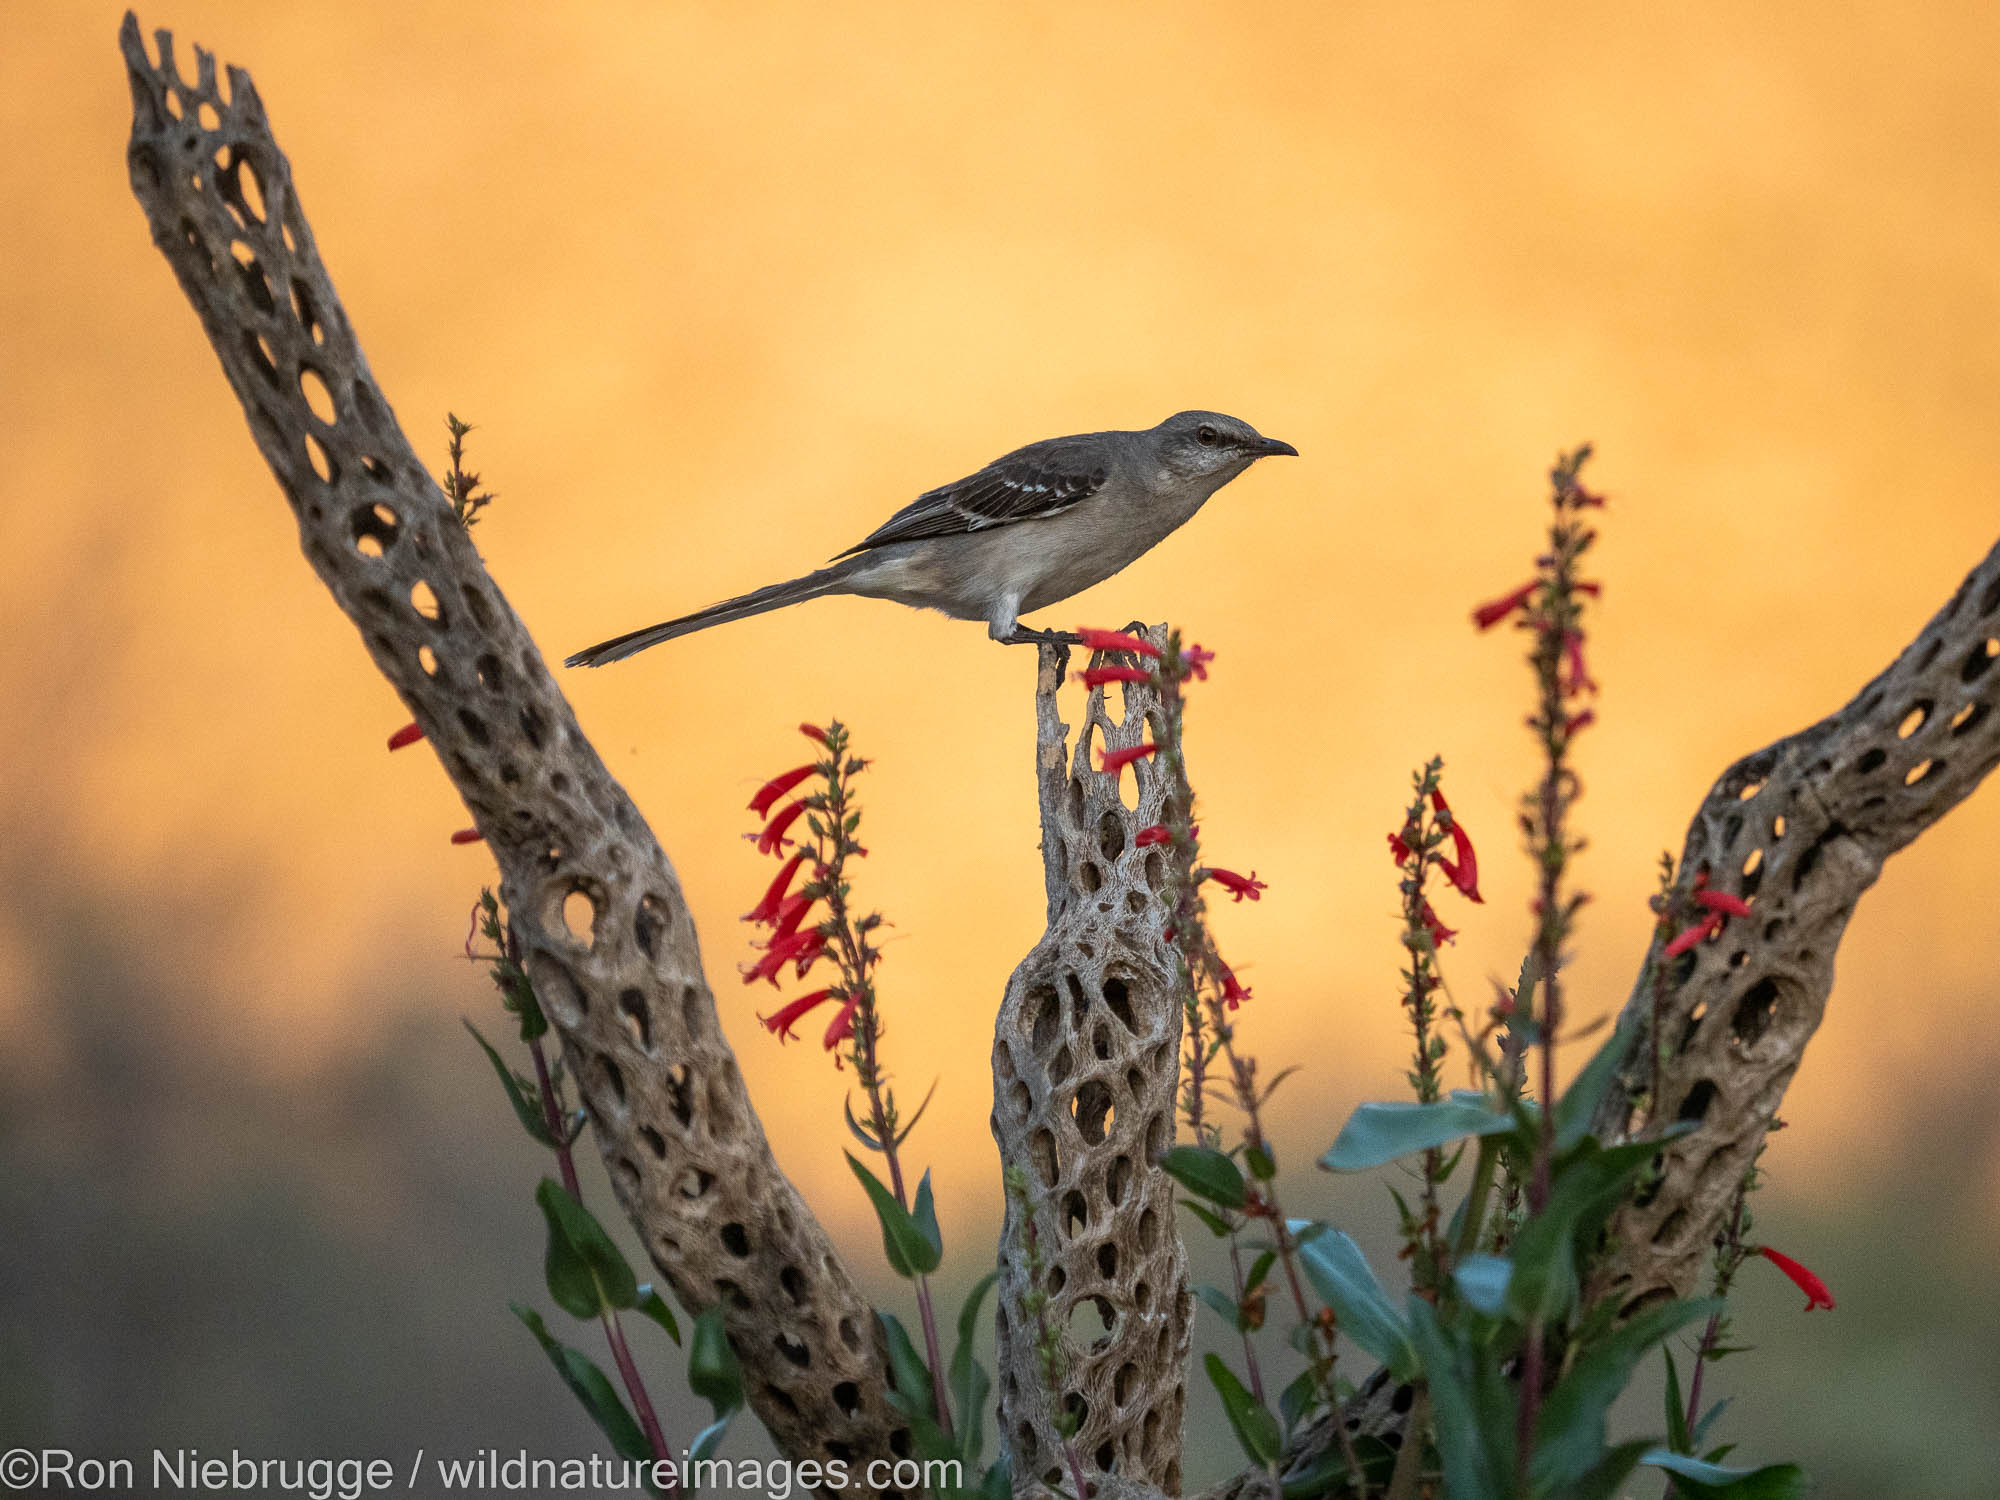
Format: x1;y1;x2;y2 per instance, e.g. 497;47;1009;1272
998;625;1085;647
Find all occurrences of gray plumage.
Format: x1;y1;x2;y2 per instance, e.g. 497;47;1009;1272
565;410;1295;666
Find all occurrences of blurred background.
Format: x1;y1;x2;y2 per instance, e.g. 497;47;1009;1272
7;2;2000;1494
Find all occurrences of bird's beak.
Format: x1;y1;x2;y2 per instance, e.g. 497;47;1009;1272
1255;436;1299;458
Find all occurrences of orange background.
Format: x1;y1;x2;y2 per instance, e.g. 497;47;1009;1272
7;3;2000;1491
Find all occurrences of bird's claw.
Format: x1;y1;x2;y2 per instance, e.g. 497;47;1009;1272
1000;626;1085;647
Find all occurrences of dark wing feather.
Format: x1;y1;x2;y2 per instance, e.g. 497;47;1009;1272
834;433;1111;557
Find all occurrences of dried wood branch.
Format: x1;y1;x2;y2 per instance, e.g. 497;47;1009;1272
1592;537;2000;1311
992;636;1194;1492
118;15;909;1488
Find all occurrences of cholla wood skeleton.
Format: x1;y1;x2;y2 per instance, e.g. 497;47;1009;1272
121;14;2000;1497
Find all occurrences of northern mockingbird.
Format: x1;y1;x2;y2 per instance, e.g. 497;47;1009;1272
565;409;1295;666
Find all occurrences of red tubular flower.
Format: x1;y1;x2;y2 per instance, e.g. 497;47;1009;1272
744;852;807;925
1219;961;1251;1010
759;988;838;1042
1472;581;1538;630
757;797;810;855
1564;708;1597;736
450;828;484;845
770;891;815;941
1662;911;1723;957
1181;643;1216;680
1203;867;1267;902
1076;627;1163;659
823;991;863;1050
1575;580;1603;597
1079;665;1154;688
750;765;816;817
1562;630;1597;695
1696;889;1754;918
387;722;424;751
1430;790;1482;902
1757;1246;1835;1311
741;926;826;987
799;723;829;745
1136;825;1173;847
1098;743;1161;775
1570;484;1607;509
1388;831;1413;864
1419;901;1457;946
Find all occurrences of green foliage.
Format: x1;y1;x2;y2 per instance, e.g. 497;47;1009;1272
1160;1143;1248;1209
511;1303;652;1468
846;1153;944;1277
535;1179;640;1319
1319;1091;1517;1173
1205;1352;1282;1466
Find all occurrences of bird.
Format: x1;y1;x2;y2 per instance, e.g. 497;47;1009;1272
564;410;1296;666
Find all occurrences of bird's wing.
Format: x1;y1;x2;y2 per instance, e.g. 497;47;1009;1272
834;433;1112;556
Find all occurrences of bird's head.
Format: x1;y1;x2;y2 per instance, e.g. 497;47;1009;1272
1153;410;1298;484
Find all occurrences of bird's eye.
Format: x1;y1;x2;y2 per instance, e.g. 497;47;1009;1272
1196;425;1218;447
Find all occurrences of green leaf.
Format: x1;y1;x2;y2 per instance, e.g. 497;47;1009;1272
1694;1397;1734;1448
688;1305;744;1418
847;1153;941;1277
1556;1439;1654;1500
912;1169;945;1267
535;1179;639;1318
633;1285;681;1345
1204;1353;1282;1466
1244;1249;1277;1299
878;1311;935;1421
1407;1296;1507;1500
1278;1366;1318;1437
1554;1022;1633;1152
1195;1283;1242;1329
689;1413;732;1461
1532;1298;1718;1492
1507;1135;1686;1324
1245;1141;1277;1180
1663;1348;1692;1454
1296;1229;1417;1381
1640;1450;1810;1499
978;1455;1012;1500
1452;1253;1512;1316
1180;1200;1235;1236
463;1020;554;1145
950;1271;999;1463
1319;1091;1514;1173
510;1303;651;1464
1159;1145;1247;1209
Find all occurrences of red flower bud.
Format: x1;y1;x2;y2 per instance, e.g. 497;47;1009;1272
450;828;484;845
387;722;424;751
1098;743;1161;775
1388;831;1413;864
1564;708;1596;736
823;991;864;1050
1757;1246;1835;1311
750;765;816;818
1562;630;1597;696
1136;825;1173;847
1076;627;1163;659
799;723;830;745
1472;581;1537;630
1662;911;1723;957
1695;889;1753;918
1202;867;1267;903
1419;900;1457;946
1079;665;1153;688
1181;643;1216;680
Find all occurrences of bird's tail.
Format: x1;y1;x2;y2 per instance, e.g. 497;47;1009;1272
565;565;853;667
